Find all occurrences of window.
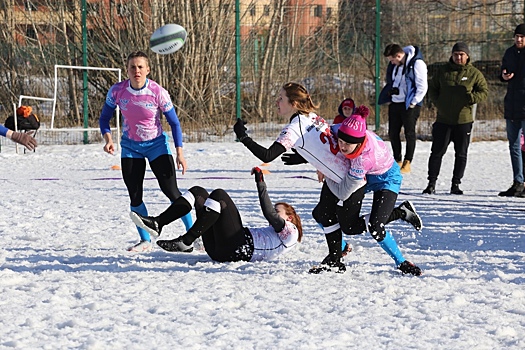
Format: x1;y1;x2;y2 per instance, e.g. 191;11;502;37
263;5;270;16
249;4;256;17
326;7;332;18
26;27;37;40
313;5;322;18
473;17;481;28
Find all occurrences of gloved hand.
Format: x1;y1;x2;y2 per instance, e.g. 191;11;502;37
10;131;37;151
281;148;308;165
234;119;248;141
251;167;264;183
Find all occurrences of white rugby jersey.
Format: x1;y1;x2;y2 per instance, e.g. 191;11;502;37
249;221;299;261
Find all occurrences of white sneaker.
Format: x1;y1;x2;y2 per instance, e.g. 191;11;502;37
127;240;153;252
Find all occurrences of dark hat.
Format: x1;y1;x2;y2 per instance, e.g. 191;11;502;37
515;24;525;36
452;42;469;55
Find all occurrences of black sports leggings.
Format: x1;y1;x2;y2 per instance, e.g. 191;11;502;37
312;182;397;242
189;186;253;262
121;154;182;207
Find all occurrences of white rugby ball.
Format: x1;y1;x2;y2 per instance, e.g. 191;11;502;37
150;24;187;55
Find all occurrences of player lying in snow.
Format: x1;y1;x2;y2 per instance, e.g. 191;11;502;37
130;167;302;263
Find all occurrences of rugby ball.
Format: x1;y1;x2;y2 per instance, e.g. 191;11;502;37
150;24;187;55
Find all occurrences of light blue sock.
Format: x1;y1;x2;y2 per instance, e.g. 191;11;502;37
181;212;193;230
317;223;348;251
131;203;150;242
378;231;405;266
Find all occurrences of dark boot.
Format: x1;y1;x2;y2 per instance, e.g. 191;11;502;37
422;182;436;194
498;181;524;197
450;183;463;195
310;229;346;274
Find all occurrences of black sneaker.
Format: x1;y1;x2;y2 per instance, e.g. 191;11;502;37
130;212;162;237
398;261;422;276
422;183;435;194
398;201;423;231
309;259;346;274
450;183;463;195
157;237;194;253
498;181;524;197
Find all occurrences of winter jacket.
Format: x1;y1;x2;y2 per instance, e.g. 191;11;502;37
428;57;488;125
501;45;525;120
333;98;355;124
379;45;428;110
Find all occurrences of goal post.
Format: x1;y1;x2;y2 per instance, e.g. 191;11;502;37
51;64;122;147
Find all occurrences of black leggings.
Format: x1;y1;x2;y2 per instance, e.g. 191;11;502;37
312;182;397;242
121;154;182;207
187;186;253;262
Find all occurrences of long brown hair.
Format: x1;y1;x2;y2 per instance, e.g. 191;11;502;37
275;202;303;242
282;82;319;115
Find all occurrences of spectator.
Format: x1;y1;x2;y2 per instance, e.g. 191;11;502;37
333;98;355;125
379;44;428;174
499;24;525;197
423;42;488;195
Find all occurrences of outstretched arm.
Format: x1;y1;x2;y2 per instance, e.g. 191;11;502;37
252;167;285;232
234;119;286;162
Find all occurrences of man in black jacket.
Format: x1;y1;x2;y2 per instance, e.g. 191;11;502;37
499;24;525;197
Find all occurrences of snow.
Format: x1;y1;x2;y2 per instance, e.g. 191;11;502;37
0;139;524;349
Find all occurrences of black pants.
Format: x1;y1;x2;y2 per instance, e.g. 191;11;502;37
312;182;396;242
427;122;473;185
121;154;182;207
388;102;421;162
188;186;253;262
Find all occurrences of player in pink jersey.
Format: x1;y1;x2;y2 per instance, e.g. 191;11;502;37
99;51;192;252
312;105;422;276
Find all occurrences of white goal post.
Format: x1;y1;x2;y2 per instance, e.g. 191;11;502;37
14;65;122;151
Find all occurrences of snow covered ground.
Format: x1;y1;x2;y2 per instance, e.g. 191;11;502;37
0;139;524;349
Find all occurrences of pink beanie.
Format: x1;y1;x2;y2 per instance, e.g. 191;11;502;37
337;105;369;144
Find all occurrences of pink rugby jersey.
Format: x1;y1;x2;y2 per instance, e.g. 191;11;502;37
347;130;394;178
249;221;299;261
106;79;173;142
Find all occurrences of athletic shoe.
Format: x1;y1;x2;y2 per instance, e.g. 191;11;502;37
157;237;193;253
130;212;161;238
309;259;346;274
398;260;422;276
398;201;423;231
127;240;153;253
320;242;352;265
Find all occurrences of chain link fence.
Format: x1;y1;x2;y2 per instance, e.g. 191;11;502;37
0;0;523;146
